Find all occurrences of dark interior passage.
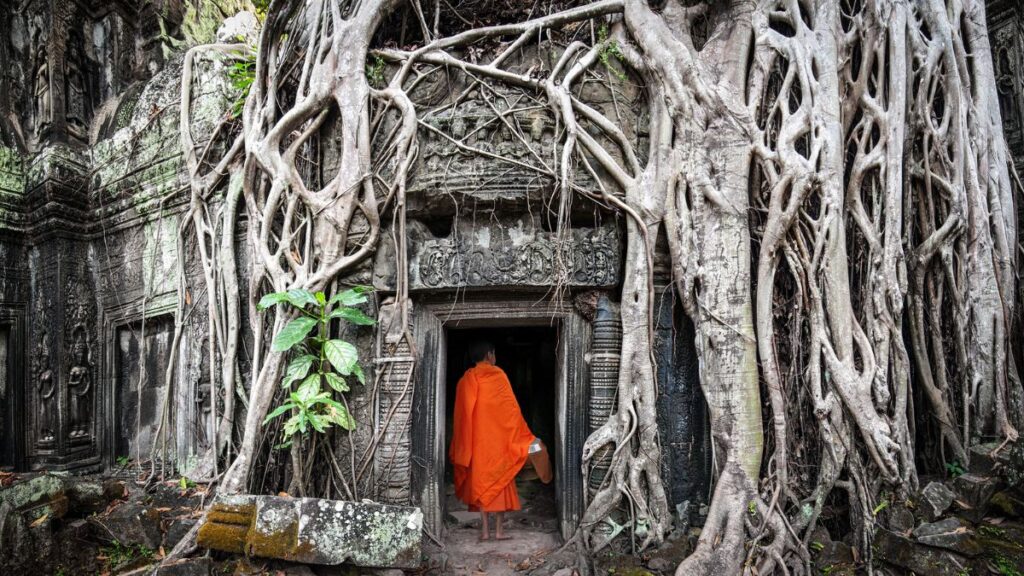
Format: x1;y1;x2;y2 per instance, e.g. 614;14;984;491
443;325;559;529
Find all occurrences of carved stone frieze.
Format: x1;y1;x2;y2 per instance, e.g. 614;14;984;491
386;216;621;291
407;98;557;198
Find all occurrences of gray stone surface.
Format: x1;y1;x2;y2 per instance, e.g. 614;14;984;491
88;502;164;549
952;473;1002;522
874;530;969;576
920;480;956;521
913;517;982;556
199;494;423;568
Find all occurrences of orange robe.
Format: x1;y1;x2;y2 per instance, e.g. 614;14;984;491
450;361;534;512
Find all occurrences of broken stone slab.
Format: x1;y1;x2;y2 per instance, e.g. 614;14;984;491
912;517;982;557
991;489;1024;518
873;529;969;576
951;473;1002;522
0;473;124;517
89;502;164;549
197;494;422;568
888;507;916;533
920;481;956;521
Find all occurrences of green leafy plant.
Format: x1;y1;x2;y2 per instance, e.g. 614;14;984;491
993;554;1023;576
872;499;889;516
100;540;153;571
115;455;130;467
226;54;256;118
597;25;627;82
258;286;375;445
177;476;196;493
946;459;967;478
252;0;270;19
366;54;386;87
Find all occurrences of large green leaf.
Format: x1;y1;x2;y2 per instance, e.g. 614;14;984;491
323;339;358;375
329;307;375;325
328;286;371;307
307;412;327;433
281;354;316;389
257;291;290;310
286;289;319;309
295;373;321;401
263;402;294;424
283;414;302;436
272;316;317;352
327;404;356;431
324;372;349;393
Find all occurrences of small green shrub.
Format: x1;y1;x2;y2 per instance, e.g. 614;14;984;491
258;286;375;446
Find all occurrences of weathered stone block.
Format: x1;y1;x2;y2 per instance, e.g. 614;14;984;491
874;530;969;576
920;480;956;521
913;517;982;556
198;494;423;569
89;502;164;549
952;473;1002;522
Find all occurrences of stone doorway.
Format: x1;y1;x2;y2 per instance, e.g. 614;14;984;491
0;308;26;471
443;326;560;536
411;296;588;541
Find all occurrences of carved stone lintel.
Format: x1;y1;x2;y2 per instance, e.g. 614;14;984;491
394;217;621;291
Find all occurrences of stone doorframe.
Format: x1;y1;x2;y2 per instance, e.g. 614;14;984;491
0;302;27;470
410;294;590;540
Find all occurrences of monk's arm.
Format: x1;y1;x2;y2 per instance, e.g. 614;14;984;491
449;373;477;467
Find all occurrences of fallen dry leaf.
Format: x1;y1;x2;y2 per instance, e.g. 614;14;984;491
29;513;49;527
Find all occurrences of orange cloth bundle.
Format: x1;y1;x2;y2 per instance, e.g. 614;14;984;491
528;438;553;484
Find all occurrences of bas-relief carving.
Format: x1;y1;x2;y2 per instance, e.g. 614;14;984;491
587;295;619;494
409;219;620;290
67;325;92;442
31;282;57;449
410;98;556;196
64;35;88;140
374;299;414;505
64;268;97;446
33;46;51;139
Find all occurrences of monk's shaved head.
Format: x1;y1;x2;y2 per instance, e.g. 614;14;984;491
469;340;495;364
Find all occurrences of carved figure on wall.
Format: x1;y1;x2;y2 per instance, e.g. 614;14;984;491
67;325;92;440
64;37;87;138
33;47;51;137
35;329;56;445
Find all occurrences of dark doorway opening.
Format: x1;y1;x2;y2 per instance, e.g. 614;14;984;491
0;324;12;470
443;325;559;533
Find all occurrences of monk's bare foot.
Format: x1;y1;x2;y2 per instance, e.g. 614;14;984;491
493;534;513;541
478;533;490;542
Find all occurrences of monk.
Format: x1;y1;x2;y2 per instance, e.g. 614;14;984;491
450;341;537;541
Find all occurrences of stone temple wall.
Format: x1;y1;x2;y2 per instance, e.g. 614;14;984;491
0;0;258;473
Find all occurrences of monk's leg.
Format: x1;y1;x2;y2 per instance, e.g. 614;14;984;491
480;511;490;540
494;512;507;540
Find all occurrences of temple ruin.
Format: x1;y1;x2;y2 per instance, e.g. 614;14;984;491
2;0;1024;574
